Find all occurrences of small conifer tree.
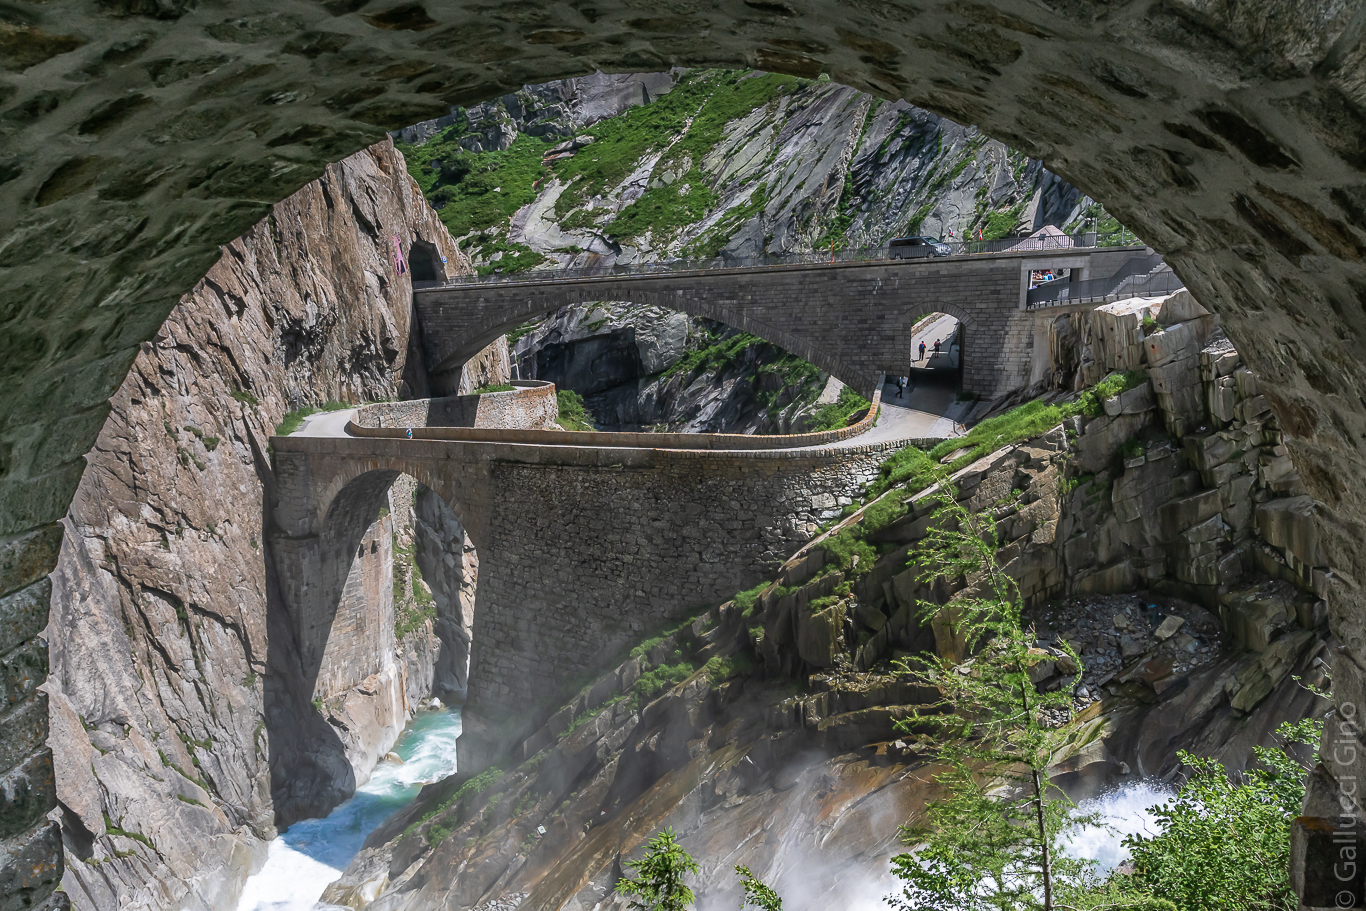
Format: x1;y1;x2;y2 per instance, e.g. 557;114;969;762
735;865;783;910
889;477;1092;911
617;828;700;911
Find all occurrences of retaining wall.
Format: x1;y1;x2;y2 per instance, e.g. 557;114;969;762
352;381;558;432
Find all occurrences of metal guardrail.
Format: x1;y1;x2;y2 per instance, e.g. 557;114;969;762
416;230;1143;289
1026;266;1185;310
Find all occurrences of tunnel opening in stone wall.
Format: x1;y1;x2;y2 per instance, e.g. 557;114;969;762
408;239;444;284
9;4;1366;907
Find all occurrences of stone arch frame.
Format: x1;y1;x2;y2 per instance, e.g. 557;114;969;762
9;5;1366;902
897;299;974;383
289;461;485;700
312;458;485;551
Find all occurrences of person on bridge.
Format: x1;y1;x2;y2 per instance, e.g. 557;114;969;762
406;428;413;439
918;340;926;362
896;375;906;399
933;338;942;356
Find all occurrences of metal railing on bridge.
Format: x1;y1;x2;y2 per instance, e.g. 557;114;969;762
416;229;1143;289
1025;260;1186;310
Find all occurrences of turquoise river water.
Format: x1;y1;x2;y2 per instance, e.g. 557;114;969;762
235;708;462;911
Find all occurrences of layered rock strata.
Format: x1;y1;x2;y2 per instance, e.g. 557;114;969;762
44;141;495;911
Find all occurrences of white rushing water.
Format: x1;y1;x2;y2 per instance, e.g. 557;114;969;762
837;779;1178;911
236;708;462;911
1062;779;1176;874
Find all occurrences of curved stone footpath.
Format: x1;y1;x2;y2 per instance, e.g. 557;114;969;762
343;388;888;450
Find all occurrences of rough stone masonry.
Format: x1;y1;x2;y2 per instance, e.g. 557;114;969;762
269;432;896;763
8;3;1366;907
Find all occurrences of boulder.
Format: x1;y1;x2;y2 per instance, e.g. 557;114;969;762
797;601;845;668
855;602;887;633
1146;321;1201;367
1256;496;1325;567
1076;412;1148;474
1103;383;1153;417
1220;588;1296;653
1154;616;1185;640
1156;289;1210;326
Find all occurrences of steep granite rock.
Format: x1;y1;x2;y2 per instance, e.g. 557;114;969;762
44;141;497;911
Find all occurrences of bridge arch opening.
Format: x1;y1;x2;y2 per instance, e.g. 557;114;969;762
301;469;477;716
509;303;865;433
423;284;881;397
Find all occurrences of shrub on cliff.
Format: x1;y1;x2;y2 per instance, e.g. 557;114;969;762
1112;719;1320;911
922;370;1148;472
890;475;1090;911
556;389;596;431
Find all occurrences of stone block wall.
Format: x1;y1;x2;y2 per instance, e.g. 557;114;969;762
468;449;888;720
353;381;558;432
416;253;1103;399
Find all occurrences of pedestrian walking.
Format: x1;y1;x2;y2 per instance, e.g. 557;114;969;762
933;338;941;356
406;427;412;439
898;375;908;399
918;340;926;362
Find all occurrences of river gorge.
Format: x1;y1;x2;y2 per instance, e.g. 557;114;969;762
3;24;1361;911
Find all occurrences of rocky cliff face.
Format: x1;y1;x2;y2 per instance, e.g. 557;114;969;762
322;290;1331;911
397;69;1106;271
44;141;497;911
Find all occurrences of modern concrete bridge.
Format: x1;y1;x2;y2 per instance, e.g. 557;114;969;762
269;391;932;744
415;243;1152;398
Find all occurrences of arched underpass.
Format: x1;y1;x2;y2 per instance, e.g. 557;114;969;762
5;5;1366;905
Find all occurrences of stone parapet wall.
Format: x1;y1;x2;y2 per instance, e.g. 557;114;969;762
345;389;884;450
352;381;557;432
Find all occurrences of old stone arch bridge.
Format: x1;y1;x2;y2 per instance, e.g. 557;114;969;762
7;2;1366;904
415;244;1146;397
269;413;901;745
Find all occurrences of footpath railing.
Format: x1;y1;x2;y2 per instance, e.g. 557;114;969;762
416;230;1143;289
1026;263;1185;310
